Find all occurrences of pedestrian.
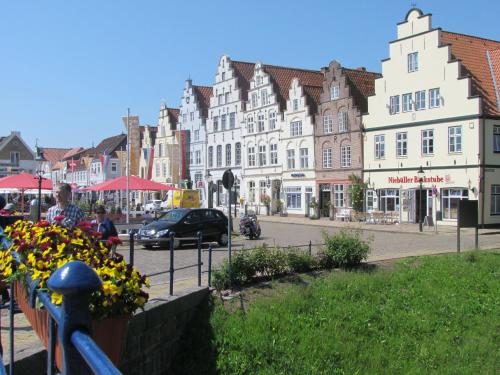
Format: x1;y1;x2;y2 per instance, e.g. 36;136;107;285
46;183;85;227
92;205;118;240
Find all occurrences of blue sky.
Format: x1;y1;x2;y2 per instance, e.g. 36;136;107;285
1;0;499;149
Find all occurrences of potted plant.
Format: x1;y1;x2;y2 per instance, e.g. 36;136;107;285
260;194;271;216
0;218;149;370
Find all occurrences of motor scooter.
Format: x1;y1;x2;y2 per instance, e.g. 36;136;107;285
239;213;261;239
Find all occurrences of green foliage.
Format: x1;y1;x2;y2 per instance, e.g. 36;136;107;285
320;229;370;268
348;173;366;213
211;245;318;291
211;251;500;374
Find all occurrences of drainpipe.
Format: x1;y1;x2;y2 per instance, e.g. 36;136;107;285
480;118;485;228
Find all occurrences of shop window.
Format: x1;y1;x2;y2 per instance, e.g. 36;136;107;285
490;185;500;215
379;189;400;212
285;186;302;209
441;188;468;220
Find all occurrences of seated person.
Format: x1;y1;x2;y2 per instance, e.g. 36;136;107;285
92;205;118;240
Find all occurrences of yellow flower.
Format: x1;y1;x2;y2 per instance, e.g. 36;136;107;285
51;293;63;305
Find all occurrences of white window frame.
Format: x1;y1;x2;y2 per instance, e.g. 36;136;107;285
375;135;385;159
225;144;231;166
208;146;213;168
334;184;345;208
213;116;219;132
247;117;254;133
258;144;266;166
285;186;302;209
396;132;407;157
429;88;440;108
269;111;276;130
330;85;340;100
292;99;299;111
229;112;236;129
258;114;265;132
323;113;333;134
290;121;302;137
402;93;412;112
408;52;418;72
194;130;200;141
261;90;268;105
235;142;241;165
195;150;201;165
341;145;351;167
323;147;332;168
448;126;462;153
252;93;258;108
338;111;348;132
415;90;426;110
248;181;256;202
287;149;295;169
270;144;278;165
299;148;308;169
216;145;222;167
248;146;255;167
494;125;500;153
390;95;400;114
422;129;434;155
221;114;227;131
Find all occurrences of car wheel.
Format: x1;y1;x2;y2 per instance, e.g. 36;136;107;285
218;232;228;246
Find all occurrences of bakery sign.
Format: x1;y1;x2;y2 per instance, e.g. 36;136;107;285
388;174;451;184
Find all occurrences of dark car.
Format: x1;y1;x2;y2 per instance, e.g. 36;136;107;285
136;208;229;249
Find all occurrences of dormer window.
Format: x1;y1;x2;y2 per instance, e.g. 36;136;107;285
330;85;340;100
292;99;299;111
408;52;419;72
222;72;225;81
256;76;262;85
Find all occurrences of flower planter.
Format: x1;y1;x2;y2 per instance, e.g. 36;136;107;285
14;282;129;372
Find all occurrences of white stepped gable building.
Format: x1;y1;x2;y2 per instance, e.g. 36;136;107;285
281;78;323;216
242;62;323;215
363;8;500;226
178;79;212;207
153;104;180;185
206;55;254;208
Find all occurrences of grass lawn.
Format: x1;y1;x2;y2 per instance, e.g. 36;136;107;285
209;251;499;374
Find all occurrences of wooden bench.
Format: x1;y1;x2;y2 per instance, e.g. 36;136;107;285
335;208;351;221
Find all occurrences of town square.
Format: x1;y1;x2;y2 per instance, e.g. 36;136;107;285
0;1;499;374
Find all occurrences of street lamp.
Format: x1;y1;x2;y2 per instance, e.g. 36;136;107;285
206;172;213;208
35;147;45;221
417;166;425;232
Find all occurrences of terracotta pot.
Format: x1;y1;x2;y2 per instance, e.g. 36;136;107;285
14;281;129;372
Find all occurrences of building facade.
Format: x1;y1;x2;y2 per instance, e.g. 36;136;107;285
242;63;323;215
153;104;181;185
0;131;36;177
178;80;212;207
363;8;500;226
315;61;380;218
206;55;254;208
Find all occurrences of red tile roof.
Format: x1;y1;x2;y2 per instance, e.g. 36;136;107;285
232;61;256;101
343;67;382;113
302;85;323;118
93;134;127;157
441;31;500;116
262;65;324;111
487;48;500;111
193;85;213;117
167;108;179;124
62;147;85;160
40;147;70;165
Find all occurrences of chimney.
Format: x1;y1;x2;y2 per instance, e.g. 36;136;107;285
356;67;366;71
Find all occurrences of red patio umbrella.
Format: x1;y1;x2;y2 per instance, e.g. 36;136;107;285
0;173;53;212
85;175;178;191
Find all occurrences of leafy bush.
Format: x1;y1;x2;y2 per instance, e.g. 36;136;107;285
319;229;370;268
212;261;232;291
286;249;318;273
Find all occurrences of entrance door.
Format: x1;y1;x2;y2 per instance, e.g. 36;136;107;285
320;190;331;217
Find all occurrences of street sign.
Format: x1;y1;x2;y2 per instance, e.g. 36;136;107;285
222;169;234;190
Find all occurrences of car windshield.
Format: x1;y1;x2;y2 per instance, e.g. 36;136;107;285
158;210;185;222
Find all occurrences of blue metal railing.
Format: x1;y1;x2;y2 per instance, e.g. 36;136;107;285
1;261;122;375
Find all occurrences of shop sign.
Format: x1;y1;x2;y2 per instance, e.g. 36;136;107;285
388;175;449;184
291;173;306;178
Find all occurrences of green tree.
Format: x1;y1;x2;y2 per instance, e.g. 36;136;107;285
348;174;365;212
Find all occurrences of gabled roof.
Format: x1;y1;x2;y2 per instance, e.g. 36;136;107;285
193;85;213;117
0;132;35;158
262;64;324;112
343;68;382;113
232;61;255;101
62;147;85;160
302;85;323;117
168;108;179;125
441;31;500;116
93;134;127;157
40;147;71;165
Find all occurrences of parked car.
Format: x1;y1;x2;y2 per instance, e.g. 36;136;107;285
136;208;229;249
144;200;162;212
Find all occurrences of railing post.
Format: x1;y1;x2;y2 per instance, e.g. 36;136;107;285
169;232;175;296
9;282;14;375
47;261;101;375
308;240;312;256
197;231;202;287
129;231;135;267
208;244;213;288
47;316;56;375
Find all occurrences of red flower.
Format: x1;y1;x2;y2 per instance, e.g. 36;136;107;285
77;221;94;231
54;215;65;222
40;242;51;251
37;220;50;227
106;236;122;247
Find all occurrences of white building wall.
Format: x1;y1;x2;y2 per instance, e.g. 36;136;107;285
206;55;249;208
242;62;283;212
281;78;317;216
